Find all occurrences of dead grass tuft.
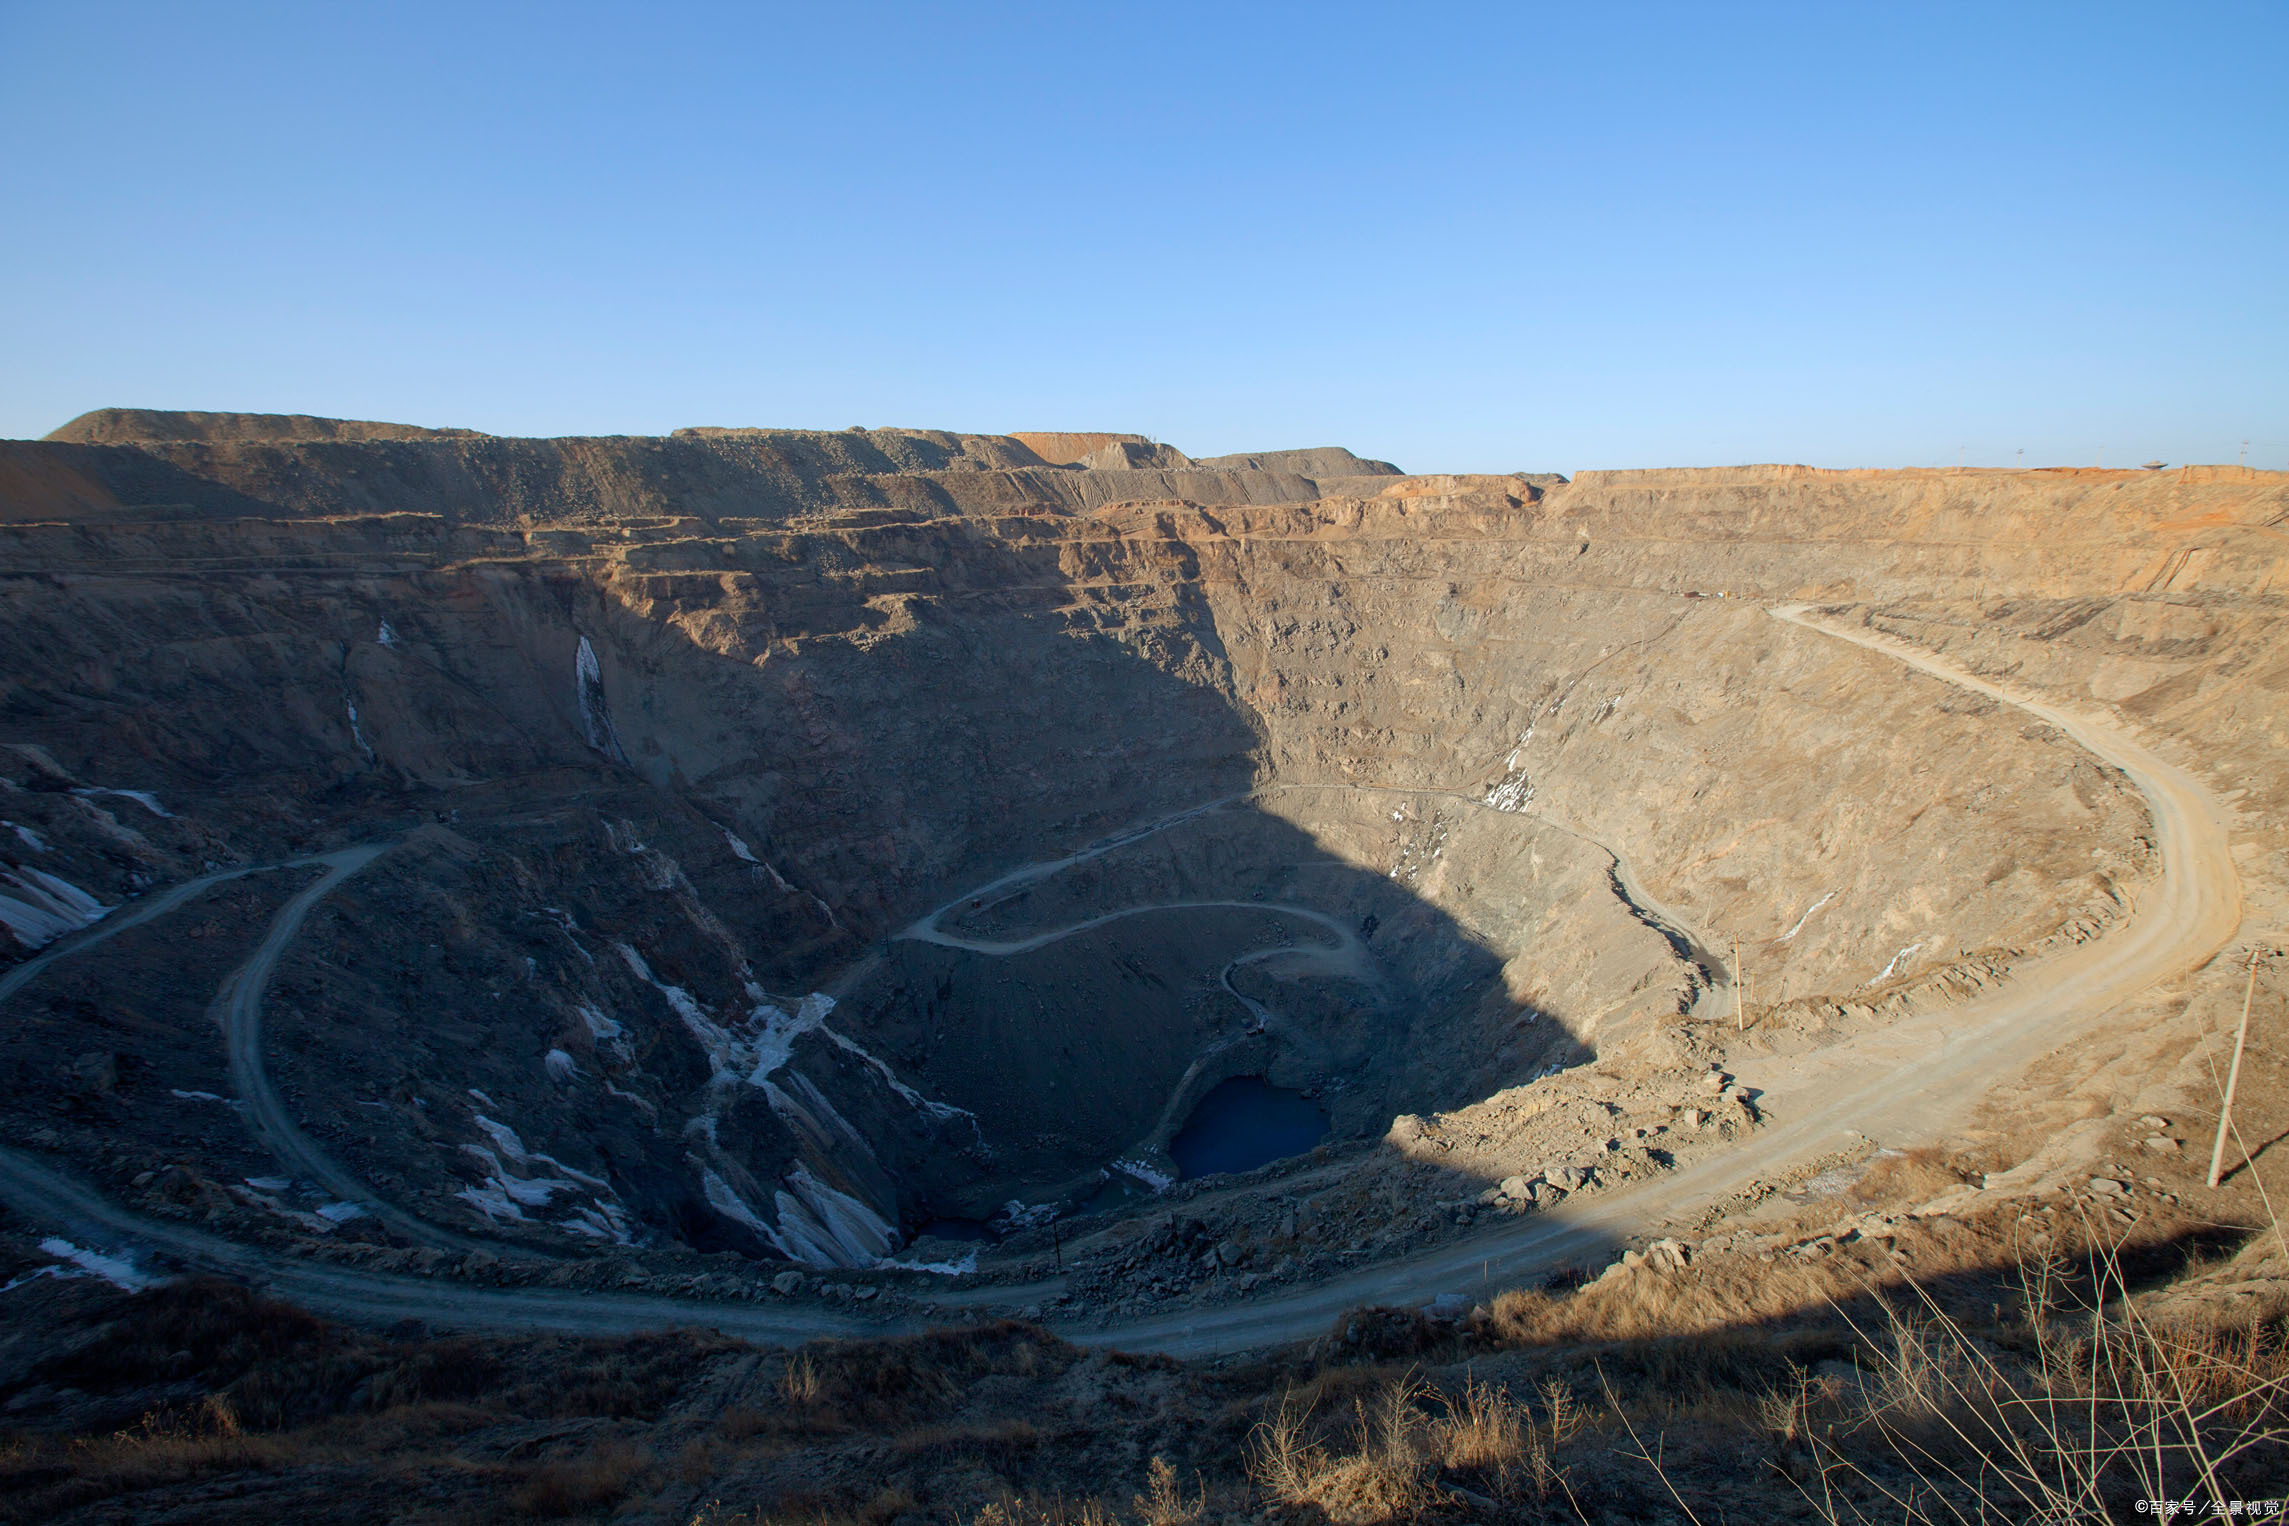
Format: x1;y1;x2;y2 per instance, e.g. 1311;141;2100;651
1132;1455;1206;1526
512;1438;648;1517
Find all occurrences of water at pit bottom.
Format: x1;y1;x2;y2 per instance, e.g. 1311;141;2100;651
1169;1076;1329;1180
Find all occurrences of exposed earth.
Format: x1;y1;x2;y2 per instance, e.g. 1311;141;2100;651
0;411;2285;1519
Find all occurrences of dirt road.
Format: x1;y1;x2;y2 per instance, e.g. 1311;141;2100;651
210;844;500;1255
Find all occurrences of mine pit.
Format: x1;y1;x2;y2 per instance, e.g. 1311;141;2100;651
0;415;2270;1366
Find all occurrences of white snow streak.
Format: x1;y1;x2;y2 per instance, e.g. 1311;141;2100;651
377;620;399;647
72;787;172;818
1866;941;1925;986
7;822;46;851
576;635;629;763
345;696;375;760
1777;892;1836;943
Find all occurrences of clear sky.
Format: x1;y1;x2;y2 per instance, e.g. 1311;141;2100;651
2;2;2283;471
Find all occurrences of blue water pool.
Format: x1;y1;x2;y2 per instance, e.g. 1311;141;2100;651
1169;1076;1329;1180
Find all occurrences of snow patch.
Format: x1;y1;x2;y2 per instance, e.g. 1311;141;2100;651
0;867;109;948
72;787;173;818
315;1202;368;1223
7;822;45;851
887;1249;979;1276
170;1088;232;1104
544;1048;580;1082
1483;731;1536;812
36;1238;150;1292
575;635;629;763
244;1176;292;1192
376;620;399;647
1112;1159;1173;1193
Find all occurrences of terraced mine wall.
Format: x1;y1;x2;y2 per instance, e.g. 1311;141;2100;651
1;412;2281;1267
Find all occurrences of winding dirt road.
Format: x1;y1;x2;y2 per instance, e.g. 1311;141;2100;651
212;844;498;1255
0;605;2244;1356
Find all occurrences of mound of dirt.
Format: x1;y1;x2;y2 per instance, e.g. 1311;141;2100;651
43;408;490;446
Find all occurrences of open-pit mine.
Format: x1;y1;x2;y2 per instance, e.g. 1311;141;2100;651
0;410;2284;1515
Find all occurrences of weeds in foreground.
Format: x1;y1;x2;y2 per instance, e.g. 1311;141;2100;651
1248;1371;1577;1523
1131;1456;1205;1526
1635;1213;2289;1523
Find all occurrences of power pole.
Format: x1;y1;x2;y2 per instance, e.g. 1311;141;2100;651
2242;440;2251;467
2016;448;2024;470
2207;955;2261;1189
1734;941;1743;1033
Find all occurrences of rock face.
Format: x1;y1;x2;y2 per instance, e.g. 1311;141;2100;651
0;416;2282;1271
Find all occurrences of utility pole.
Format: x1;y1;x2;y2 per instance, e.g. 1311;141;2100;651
2207;955;2262;1189
2016;448;2024;470
2242;441;2251;467
1734;941;1743;1033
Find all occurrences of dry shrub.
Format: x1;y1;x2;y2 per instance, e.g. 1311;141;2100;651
967;1495;1120;1526
1732;1233;2289;1522
1853;1146;1978;1208
691;1484;917;1526
1132;1455;1205;1526
799;1320;1074;1429
1478;1250;1838;1348
887;1416;1041;1463
716;1403;769;1440
513;1438;648;1517
1249;1379;1440;1525
1432;1378;1524;1471
0;1401;289;1519
780;1353;821;1406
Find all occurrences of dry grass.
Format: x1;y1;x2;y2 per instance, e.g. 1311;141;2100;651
690;1486;920;1526
513;1438;650;1517
1131;1455;1205;1526
0;1399;288;1523
1247;1372;1581;1522
1779;1252;2289;1522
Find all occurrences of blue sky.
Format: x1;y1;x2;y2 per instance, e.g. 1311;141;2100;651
2;2;2282;470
